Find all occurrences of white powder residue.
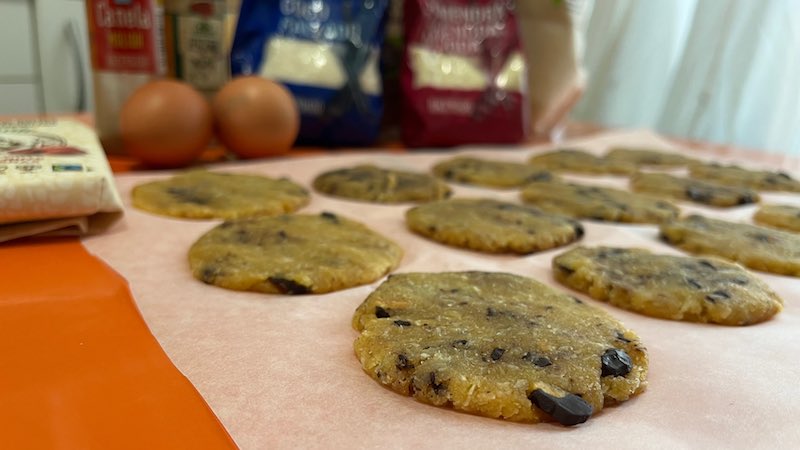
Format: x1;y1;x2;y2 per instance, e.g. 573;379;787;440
259;36;380;94
409;46;525;92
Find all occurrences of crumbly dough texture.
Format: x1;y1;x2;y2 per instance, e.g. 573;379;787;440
132;170;310;219
605;147;698;167
689;164;800;192
630;172;759;207
188;213;403;294
352;271;648;425
754;204;800;232
405;198;584;254
520;180;679;223
660;215;800;276
553;246;783;325
312;164;452;203
432;156;558;189
528;149;636;175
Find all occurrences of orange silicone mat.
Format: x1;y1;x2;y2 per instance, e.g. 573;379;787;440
0;237;237;449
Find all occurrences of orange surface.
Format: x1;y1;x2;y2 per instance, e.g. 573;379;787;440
0;238;237;450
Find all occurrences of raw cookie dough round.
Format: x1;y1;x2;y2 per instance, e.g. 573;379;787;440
432;156;557;189
521;180;679;223
529;149;636;175
312;164;452;203
689;163;800;192
660;215;800;276
553;246;783;325
630;172;759;207
189;212;403;294
405;198;584;254
352;271;648;426
754;204;800;232
132;170;310;219
605;147;698;167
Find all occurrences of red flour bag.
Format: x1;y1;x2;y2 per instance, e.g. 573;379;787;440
401;0;528;147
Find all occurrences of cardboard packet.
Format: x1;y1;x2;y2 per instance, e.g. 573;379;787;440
0;119;124;243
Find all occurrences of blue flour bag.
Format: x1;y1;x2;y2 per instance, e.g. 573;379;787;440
231;0;389;147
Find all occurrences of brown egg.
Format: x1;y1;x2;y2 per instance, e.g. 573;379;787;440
212;76;300;159
119;80;213;168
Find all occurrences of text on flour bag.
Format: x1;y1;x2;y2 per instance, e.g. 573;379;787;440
402;0;529;147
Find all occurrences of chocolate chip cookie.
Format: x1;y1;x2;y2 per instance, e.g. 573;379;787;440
189;212;403;294
405;198;584;254
432;156;558;189
689;164;800;192
528;149;636;175
660;215;800;276
312;164;452;203
352;271;648;425
520;180;680;223
630;172;759;207
605;147;699;168
754;204;800;232
553;246;783;325
132;170;310;219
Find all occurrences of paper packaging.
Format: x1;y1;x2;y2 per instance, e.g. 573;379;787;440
0;119;124;243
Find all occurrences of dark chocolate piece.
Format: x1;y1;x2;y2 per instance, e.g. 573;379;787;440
393;320;412;327
490;348;506;361
528;389;592;426
268;277;312;295
375;306;390;318
601;348;633;377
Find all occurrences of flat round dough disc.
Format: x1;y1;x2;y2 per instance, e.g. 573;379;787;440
132;170;310;219
352;271;648;425
189;212;403;294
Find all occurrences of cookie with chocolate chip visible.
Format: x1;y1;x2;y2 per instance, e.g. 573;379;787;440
528;148;636;175
405;198;584;254
754;204;800;232
352;271;648;425
605;147;698;167
630;172;759;207
132;170;310;219
689;163;800;192
313;164;452;203
188;212;403;294
553;246;783;325
520;180;679;223
432;156;558;189
660;214;800;276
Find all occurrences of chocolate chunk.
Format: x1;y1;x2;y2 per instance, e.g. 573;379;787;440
528;389;592;426
452;339;469;347
686;186;712;203
615;331;632;343
705;290;731;303
429;372;447;395
490;348;506;361
601;348;632;377
573;223;585;238
393;320;412;327
738;194;757;205
320;212;340;223
167;187;208;205
522;352;552;367
698;260;716;270
396;354;414;371
375;306;390;318
526;172;552;182
556;263;575;275
686;278;702;289
200;266;219;284
268;277;311;295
